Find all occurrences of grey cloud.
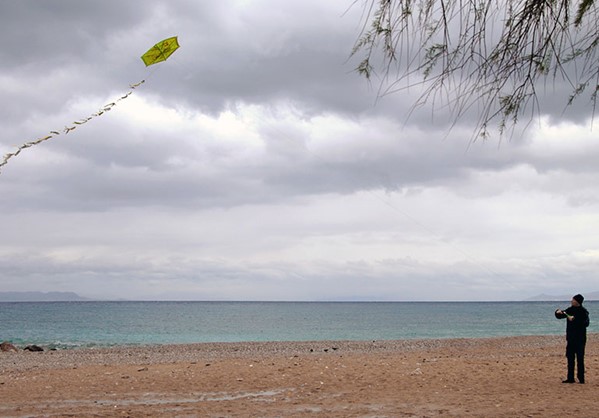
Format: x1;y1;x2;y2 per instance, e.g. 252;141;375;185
2;246;593;301
3;108;595;213
2;1;599;301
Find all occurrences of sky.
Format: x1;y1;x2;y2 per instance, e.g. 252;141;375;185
1;0;598;301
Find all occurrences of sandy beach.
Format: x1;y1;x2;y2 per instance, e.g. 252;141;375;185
1;335;597;417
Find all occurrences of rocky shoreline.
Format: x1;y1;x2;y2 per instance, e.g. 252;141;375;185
2;334;597;417
0;334;572;372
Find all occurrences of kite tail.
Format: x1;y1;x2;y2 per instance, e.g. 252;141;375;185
0;79;146;174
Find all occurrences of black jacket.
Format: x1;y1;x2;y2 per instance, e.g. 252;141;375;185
555;306;590;341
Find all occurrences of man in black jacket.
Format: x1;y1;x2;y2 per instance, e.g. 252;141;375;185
555;294;590;384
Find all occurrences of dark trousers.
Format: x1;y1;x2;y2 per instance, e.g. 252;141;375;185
566;339;586;382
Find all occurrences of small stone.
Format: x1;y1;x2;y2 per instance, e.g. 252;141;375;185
0;342;17;352
24;345;44;352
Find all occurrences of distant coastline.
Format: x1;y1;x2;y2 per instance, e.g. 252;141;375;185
0;291;90;302
1;290;598;302
525;291;599;302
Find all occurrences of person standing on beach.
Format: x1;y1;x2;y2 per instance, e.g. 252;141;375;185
555;294;590;384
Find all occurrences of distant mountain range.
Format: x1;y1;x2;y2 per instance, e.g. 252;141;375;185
525;291;599;302
0;291;90;302
1;291;598;302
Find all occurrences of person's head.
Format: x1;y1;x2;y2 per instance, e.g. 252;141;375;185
572;294;584;307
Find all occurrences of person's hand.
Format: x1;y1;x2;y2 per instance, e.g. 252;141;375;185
556;309;564;315
568;315;575;321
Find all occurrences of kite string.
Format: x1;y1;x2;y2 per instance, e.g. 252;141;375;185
1;36;177;174
0;79;147;173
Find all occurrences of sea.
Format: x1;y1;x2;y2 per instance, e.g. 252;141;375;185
1;301;597;349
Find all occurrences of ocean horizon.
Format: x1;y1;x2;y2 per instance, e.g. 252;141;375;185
1;300;596;349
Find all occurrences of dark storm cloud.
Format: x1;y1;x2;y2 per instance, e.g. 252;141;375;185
2;0;599;301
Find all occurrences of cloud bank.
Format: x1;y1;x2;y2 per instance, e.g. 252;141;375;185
1;0;598;300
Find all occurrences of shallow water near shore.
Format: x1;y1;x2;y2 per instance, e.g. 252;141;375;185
1;300;597;348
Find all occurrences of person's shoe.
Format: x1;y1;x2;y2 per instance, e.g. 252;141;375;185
578;380;585;384
562;379;575;383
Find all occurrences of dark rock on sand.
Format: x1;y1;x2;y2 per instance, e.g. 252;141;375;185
24;345;44;352
0;342;18;352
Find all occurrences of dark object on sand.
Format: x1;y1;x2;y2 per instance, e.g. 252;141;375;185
24;345;44;352
0;341;18;352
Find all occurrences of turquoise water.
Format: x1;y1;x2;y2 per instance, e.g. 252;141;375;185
0;301;596;348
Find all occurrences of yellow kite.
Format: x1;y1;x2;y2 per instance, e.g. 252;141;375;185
141;37;180;66
1;37;180;174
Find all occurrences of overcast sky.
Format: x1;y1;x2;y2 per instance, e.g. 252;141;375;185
1;0;598;301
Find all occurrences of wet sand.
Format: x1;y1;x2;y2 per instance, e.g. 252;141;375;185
1;335;597;417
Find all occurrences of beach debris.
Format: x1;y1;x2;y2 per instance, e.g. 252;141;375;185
409;367;423;375
0;342;18;352
137;367;148;372
24;345;44;352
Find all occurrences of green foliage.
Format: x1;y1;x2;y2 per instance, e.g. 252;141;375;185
351;0;599;138
576;0;595;26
